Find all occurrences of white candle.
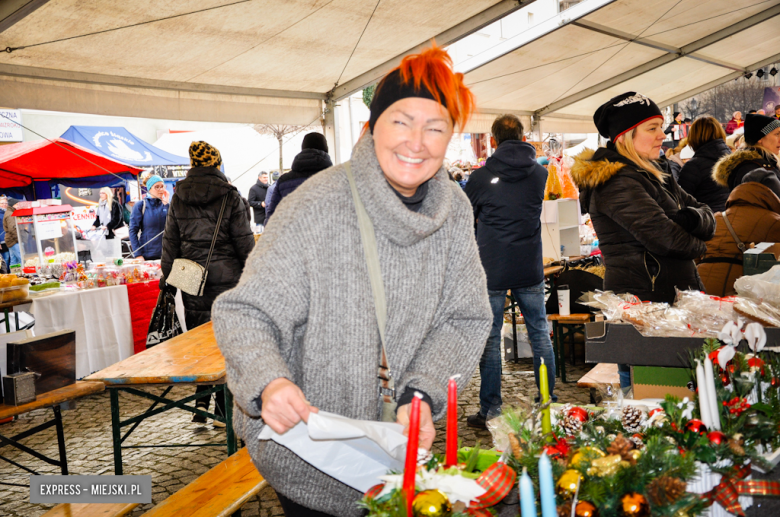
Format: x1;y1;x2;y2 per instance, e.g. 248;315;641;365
704;356;720;431
695;360;712;429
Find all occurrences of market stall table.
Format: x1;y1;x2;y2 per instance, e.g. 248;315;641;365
84;322;237;475
0;297;33;333
0;381;104;486
28;285;133;378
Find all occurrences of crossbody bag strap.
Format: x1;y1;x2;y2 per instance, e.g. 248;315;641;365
721;213;747;253
344;162;395;404
205;195;229;271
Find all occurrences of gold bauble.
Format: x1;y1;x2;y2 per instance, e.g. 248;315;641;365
587;454;630;477
630;450;641;462
575;500;600;517
617;492;650;517
556;469;583;497
412;489;452;517
570;447;607;467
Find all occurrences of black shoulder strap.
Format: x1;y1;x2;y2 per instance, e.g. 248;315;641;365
721;214;746;253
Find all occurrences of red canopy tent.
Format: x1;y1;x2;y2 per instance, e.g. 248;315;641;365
0;138;143;198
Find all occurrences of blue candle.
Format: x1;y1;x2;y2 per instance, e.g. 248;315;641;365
519;467;536;517
539;452;557;517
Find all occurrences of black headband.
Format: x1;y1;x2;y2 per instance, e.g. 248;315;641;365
368;69;447;132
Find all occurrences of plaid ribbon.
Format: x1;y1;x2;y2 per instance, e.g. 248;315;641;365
702;464;780;516
469;462;517;511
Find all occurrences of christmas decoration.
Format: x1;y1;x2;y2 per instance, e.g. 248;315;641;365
723;396;750;416
707;430;727;445
629;433;644;449
607;434;636;465
556;469;582;498
560;414;584;436
720;373;730;386
568;406;589;423
569;447;606;467
412;489;452;517
558;500;573;517
728;434;746;456
646;475;687;506
575;500;599;517
616;492;650;517
684;419;707;435
621;406;645;433
587;454;629;477
508;432;522;460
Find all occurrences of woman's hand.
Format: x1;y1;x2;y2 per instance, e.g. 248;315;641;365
161;190;170;205
261;377;318;434
397;400;436;450
135;255;144;261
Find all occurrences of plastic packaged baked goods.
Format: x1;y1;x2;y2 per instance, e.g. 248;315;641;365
733;298;780;327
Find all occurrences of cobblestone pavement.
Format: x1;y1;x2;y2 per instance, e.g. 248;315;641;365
0;356;592;516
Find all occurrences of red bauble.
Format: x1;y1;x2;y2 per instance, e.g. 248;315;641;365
772;377;780;388
708;431;727;445
721;373;730;386
648;408;663;418
568;407;589;423
727;363;737;374
685;419;708;435
708;349;721;366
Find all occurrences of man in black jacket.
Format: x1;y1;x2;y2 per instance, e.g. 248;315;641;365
465;114;556;429
248;171;269;225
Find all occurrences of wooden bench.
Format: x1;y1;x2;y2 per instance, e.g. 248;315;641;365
141;447;266;517
41;503;138;517
577;363;621;404
547;313;592;383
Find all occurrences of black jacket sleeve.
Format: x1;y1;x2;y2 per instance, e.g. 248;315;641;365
672;178;716;241
107;202;123;231
247;186;264;208
229;192;255;266
160;202;181;280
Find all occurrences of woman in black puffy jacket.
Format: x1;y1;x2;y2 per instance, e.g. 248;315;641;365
161;141;255;424
571;92;716;389
678;116;730;213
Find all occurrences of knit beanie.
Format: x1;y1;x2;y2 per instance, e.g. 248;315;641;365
368;68;446;133
301;132;328;153
189;141;222;168
145;175;163;190
593;92;664;142
744;113;780;146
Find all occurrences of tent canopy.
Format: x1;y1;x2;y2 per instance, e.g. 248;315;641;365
462;0;780;132
0;138;142;197
0;0;531;125
60;126;188;167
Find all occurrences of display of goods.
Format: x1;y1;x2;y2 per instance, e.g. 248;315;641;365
0;283;29;302
545;164;563;200
29;281;61;292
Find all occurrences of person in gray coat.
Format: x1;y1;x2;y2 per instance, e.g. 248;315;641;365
212;45;492;517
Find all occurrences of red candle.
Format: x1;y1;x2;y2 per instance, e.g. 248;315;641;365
446;377;458;466
403;393;421;515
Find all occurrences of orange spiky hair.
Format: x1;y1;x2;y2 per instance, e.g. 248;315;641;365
367;43;475;132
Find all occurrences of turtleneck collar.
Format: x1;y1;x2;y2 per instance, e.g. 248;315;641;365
350;131;453;247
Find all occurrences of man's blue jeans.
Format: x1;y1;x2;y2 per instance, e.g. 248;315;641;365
8;243;20;267
479;282;557;418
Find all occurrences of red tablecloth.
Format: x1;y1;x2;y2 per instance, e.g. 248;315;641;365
126;281;160;354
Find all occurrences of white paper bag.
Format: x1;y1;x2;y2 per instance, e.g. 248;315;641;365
258;411;407;492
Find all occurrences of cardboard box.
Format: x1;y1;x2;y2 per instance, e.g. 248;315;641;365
743;242;780;276
632;366;694;400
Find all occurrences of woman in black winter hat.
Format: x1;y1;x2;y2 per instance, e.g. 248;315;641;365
570;92;716;389
712;113;780;192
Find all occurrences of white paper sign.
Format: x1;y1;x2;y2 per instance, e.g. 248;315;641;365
0;109;23;142
258;411;407;492
70;206;97;232
37;220;63;240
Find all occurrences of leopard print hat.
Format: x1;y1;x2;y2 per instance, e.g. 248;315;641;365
189;141;222;168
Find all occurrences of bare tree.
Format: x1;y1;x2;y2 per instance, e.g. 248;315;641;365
677;70;777;124
252;124;316;173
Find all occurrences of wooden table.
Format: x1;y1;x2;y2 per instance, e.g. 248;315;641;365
0;381;104;486
577;363;621;404
543;265;564;278
85;322;237;475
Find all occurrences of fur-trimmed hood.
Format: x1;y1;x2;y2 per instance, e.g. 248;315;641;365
712;148;769;188
570;146;665;191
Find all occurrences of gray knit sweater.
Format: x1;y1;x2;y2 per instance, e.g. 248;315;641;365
212;132;492;515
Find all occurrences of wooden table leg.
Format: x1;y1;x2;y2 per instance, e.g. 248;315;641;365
52;404;68;475
110;389;123;475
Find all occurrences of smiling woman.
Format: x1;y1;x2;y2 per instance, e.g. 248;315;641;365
212;45;492;517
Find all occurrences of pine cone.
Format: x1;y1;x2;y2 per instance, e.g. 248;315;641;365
621;405;645;433
509;432;523;460
630;435;644;450
647;475;687;506
607;433;636;464
560;415;583;436
729;435;746;456
558;500;573;517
